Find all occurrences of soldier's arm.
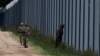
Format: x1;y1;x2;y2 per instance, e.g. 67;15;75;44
28;27;31;34
18;26;21;33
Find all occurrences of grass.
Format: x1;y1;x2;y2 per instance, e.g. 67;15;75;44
3;27;97;56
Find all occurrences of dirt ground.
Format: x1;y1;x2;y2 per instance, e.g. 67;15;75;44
0;31;43;56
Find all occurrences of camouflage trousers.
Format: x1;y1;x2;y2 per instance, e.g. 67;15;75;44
19;34;28;48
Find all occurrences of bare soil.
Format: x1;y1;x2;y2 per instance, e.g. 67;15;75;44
0;31;43;56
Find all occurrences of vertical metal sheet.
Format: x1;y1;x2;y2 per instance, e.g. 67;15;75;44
4;0;100;54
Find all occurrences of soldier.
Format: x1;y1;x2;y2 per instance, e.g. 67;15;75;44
18;22;25;46
23;22;31;48
55;24;64;48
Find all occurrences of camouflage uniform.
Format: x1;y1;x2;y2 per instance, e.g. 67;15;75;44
18;22;25;46
23;23;31;48
18;22;30;48
55;24;64;48
25;23;31;37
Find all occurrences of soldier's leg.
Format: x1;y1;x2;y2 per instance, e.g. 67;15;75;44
22;35;24;46
26;37;28;48
59;37;62;47
55;38;59;48
23;36;28;48
23;37;25;47
19;34;23;45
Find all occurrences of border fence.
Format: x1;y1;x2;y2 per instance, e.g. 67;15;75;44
4;0;21;27
3;0;100;55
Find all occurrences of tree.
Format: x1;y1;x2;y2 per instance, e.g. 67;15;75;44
0;0;12;7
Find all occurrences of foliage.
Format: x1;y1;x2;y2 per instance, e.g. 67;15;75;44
0;0;12;7
6;27;97;56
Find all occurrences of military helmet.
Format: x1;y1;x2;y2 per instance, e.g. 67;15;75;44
20;22;24;26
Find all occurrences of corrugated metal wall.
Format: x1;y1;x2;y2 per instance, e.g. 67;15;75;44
4;0;100;54
4;0;21;27
0;9;5;27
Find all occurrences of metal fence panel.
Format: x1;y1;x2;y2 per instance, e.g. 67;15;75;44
4;1;21;27
4;0;100;54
